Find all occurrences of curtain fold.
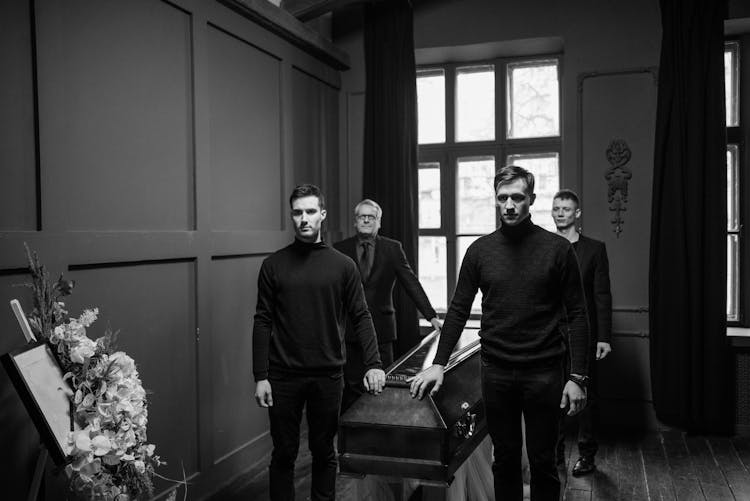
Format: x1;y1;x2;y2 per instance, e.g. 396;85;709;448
649;0;733;433
362;0;420;357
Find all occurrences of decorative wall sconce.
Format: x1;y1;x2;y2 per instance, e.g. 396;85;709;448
605;139;632;237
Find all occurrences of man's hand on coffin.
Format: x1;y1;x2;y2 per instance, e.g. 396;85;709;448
255;380;273;408
429;317;443;333
409;364;445;399
363;368;386;394
560;380;587;416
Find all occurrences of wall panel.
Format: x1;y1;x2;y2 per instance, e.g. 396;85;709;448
0;0;341;497
580;71;657;429
291;68;341;236
36;0;194;231
292;68;323;187
580;71;657;306
209;256;268;464
0;0;37;231
207;25;283;231
64;260;199;487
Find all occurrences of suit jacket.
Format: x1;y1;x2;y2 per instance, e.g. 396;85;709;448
334;235;437;345
573;235;613;344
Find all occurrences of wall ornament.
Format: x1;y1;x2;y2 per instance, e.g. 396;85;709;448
605;139;632;237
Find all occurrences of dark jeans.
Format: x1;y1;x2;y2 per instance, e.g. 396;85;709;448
341;342;393;413
268;372;343;501
557;347;598;463
482;359;564;501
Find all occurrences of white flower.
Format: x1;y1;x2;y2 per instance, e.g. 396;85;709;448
91;434;112;456
70;427;92;452
81;393;95;408
134;460;145;474
51;325;65;343
78;308;99;327
69;337;97;364
110;352;137;379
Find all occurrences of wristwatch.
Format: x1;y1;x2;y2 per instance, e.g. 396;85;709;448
568;373;589;389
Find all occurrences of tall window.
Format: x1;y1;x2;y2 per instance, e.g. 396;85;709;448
417;57;561;313
725;39;748;325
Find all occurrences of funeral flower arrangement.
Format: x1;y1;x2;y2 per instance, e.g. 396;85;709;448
23;246;165;500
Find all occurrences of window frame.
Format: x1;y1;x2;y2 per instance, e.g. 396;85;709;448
727;37;750;327
417;54;563;315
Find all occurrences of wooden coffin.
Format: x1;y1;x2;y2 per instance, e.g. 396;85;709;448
338;328;487;483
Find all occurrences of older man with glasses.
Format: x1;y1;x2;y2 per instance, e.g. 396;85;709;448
334;198;442;411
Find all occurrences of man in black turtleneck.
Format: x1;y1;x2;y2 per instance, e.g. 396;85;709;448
410;166;590;501
252;184;386;501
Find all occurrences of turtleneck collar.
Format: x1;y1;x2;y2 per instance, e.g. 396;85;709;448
499;216;535;239
292;238;327;251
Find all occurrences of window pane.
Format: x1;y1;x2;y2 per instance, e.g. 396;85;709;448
457;156;496;234
728;145;739;231
506;153;559;231
507;60;559;138
419;236;447;311
417;69;446;144
456;65;495;142
725;43;739;127
728;234;739;322
419;164;441;229
457;236;483;314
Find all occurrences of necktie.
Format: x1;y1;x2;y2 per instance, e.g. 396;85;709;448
359;242;372;282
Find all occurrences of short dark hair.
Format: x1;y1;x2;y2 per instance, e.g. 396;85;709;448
289;184;325;209
493;165;535;194
553;189;580;208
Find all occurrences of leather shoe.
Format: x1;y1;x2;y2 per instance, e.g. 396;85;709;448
571;456;596;476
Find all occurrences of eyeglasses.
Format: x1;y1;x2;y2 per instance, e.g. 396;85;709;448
356;214;378;222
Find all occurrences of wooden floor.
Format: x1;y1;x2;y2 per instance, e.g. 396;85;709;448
211;431;750;500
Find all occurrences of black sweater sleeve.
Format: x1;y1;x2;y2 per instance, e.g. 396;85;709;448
252;260;274;381
343;263;382;370
432;247;479;366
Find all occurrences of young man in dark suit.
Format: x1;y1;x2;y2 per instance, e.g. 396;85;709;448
334;199;442;411
552;189;613;477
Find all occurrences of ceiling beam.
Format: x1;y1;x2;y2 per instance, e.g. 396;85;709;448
281;0;367;22
219;0;350;70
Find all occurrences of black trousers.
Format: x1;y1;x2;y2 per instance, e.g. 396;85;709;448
340;341;393;413
557;345;598;463
268;372;343;501
482;359;564;501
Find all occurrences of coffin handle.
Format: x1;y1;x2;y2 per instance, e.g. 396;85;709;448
454;402;476;439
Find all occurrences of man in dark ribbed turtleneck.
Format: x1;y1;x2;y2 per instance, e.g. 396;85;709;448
252;184;385;501
410;166;590;501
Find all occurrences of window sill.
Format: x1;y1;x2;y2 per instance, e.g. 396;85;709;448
728;327;750;348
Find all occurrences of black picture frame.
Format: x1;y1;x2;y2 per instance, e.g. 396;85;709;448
1;342;79;466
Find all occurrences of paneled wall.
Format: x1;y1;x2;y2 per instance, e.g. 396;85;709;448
0;0;341;498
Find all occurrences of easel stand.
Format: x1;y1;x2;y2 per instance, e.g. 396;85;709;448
28;447;48;501
10;299;50;501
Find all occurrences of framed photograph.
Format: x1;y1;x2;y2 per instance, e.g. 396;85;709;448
1;342;79;466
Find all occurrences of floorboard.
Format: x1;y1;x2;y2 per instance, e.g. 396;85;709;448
640;433;676;501
210;431;750;501
710;437;750;500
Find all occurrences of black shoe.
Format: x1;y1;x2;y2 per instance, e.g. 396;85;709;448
571;456;596;476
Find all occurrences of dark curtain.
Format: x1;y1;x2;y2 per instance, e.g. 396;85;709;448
362;0;420;357
649;0;733;433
